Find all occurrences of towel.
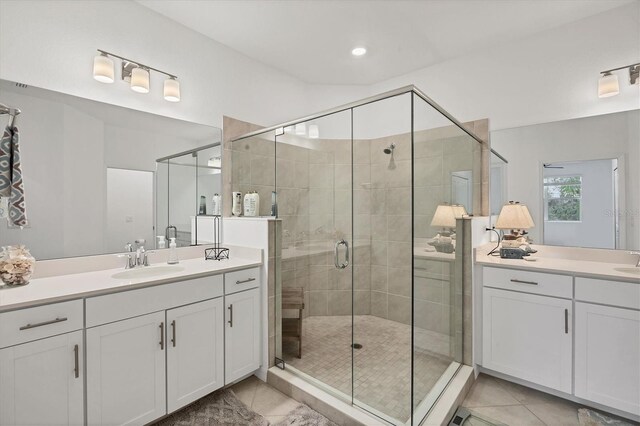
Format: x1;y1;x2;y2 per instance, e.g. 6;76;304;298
0;126;27;227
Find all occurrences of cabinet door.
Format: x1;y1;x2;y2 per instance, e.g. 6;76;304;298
482;288;572;393
225;288;261;384
87;311;166;426
0;331;83;426
167;298;224;413
575;302;640;415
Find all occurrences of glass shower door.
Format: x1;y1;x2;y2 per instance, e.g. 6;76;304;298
276;109;354;402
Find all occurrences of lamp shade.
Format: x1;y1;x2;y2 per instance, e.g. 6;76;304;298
163;77;180;102
495;203;535;230
598;73;619;98
130;67;150;93
93;53;114;83
452;204;468;219
431;205;457;228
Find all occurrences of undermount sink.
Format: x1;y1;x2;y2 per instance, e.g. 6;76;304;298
614;267;640;275
112;265;185;280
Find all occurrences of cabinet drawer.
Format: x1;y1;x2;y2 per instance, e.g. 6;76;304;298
0;300;83;348
86;275;223;328
483;266;572;298
575;277;640;310
225;267;260;295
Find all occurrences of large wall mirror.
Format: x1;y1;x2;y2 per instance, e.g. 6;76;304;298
0;80;222;260
491;109;639;251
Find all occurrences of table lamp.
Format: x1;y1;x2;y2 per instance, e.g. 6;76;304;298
494;202;535;255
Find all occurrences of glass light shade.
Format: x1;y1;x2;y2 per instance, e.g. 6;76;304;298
598;73;619;98
295;123;306;135
284;126;294;133
164;77;180;102
308;124;319;139
495;203;534;230
130;67;150;93
431;205;457;228
93;54;114;83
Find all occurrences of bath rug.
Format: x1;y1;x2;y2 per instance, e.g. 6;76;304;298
155;388;268;426
578;408;636;426
272;404;338;426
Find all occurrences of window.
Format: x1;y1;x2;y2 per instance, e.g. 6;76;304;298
544;176;582;221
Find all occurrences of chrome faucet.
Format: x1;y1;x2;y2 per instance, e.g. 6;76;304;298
135;239;154;267
121;243;136;269
630;252;640;267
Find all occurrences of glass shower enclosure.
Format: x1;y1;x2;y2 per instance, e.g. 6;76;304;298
231;86;484;425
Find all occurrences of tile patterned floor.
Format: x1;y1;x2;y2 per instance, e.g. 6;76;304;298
229;375;300;424
462;374;639;426
282;315;453;422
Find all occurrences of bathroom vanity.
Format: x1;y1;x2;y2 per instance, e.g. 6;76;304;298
0;251;263;426
475;244;640;421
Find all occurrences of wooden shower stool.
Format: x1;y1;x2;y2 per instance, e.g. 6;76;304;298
282;287;305;358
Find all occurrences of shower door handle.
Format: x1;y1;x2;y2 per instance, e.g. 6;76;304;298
334;239;350;269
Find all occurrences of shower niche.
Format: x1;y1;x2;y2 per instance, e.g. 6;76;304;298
231;86;486;425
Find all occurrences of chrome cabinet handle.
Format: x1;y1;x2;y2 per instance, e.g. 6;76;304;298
171;320;176;347
228;305;233;327
334;239;350;269
236;278;256;285
159;322;165;350
565;309;569;334
73;344;79;379
510;279;538;286
19;317;68;331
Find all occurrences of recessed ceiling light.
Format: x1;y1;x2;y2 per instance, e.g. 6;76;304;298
351;47;367;57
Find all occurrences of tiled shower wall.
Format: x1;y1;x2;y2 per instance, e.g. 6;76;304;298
226;116;488;366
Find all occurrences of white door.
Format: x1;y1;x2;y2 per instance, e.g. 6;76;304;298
167;298;224;413
575;302;640;415
0;331;83;426
87;311;166;426
225;288;261;384
482;288;572;393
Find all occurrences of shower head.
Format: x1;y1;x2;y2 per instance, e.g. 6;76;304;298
383;143;396;154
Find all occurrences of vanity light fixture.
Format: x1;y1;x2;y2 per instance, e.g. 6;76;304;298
598;62;639;98
130;67;150;93
295;123;306;135
92;49;180;102
93;52;115;83
308;124;319;139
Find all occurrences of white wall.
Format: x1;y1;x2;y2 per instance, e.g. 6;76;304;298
0;0;315;129
492;110;640;250
543;160;616;249
368;2;640;132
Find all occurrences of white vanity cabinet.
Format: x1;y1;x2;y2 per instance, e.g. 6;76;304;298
0;331;84;426
86;311;167;426
225;288;261;385
166;298;225;412
0;300;84;426
574;277;640;416
482;287;573;393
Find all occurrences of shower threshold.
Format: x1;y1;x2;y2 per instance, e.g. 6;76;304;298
267;362;472;426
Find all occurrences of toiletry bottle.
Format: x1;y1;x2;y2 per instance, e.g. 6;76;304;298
232;192;242;216
244;191;260;217
167;237;179;264
199;195;207;215
156;235;166;249
212;193;221;216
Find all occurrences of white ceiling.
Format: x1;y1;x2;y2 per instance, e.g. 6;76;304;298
137;0;633;85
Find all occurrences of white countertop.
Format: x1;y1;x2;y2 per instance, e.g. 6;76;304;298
0;257;261;313
475;243;640;283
